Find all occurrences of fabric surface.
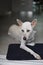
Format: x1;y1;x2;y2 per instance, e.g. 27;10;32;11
6;44;43;60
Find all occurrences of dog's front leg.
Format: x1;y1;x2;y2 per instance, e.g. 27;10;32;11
20;38;41;60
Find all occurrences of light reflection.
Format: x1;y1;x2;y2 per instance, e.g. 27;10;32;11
27;11;33;18
20;11;26;16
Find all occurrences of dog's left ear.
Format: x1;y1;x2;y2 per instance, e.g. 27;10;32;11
31;19;37;28
16;19;23;26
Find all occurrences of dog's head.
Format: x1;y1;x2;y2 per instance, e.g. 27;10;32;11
16;19;37;40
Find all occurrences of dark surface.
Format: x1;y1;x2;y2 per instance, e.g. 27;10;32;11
6;44;43;60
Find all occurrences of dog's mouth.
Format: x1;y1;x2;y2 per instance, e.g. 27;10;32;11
23;37;27;41
23;35;31;41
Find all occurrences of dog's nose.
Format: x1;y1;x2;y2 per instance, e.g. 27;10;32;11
23;37;26;40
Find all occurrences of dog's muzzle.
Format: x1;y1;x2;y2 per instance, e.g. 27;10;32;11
23;37;26;40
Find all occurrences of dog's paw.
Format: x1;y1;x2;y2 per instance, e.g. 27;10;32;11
34;53;41;60
27;42;35;46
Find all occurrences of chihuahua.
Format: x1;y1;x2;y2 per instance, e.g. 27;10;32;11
8;19;41;59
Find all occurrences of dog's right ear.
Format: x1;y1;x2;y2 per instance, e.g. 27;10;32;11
16;19;23;26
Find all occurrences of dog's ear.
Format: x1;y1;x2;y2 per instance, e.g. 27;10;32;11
31;19;37;28
16;19;23;26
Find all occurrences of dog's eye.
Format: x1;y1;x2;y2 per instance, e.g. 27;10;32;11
27;30;30;32
21;29;24;32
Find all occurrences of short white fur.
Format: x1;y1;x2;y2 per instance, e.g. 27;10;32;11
8;19;41;60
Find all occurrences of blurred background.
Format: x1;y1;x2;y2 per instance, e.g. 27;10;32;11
0;0;43;55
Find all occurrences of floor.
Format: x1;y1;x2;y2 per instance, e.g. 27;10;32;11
0;11;43;55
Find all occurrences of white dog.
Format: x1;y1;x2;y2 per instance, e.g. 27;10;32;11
8;19;41;59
